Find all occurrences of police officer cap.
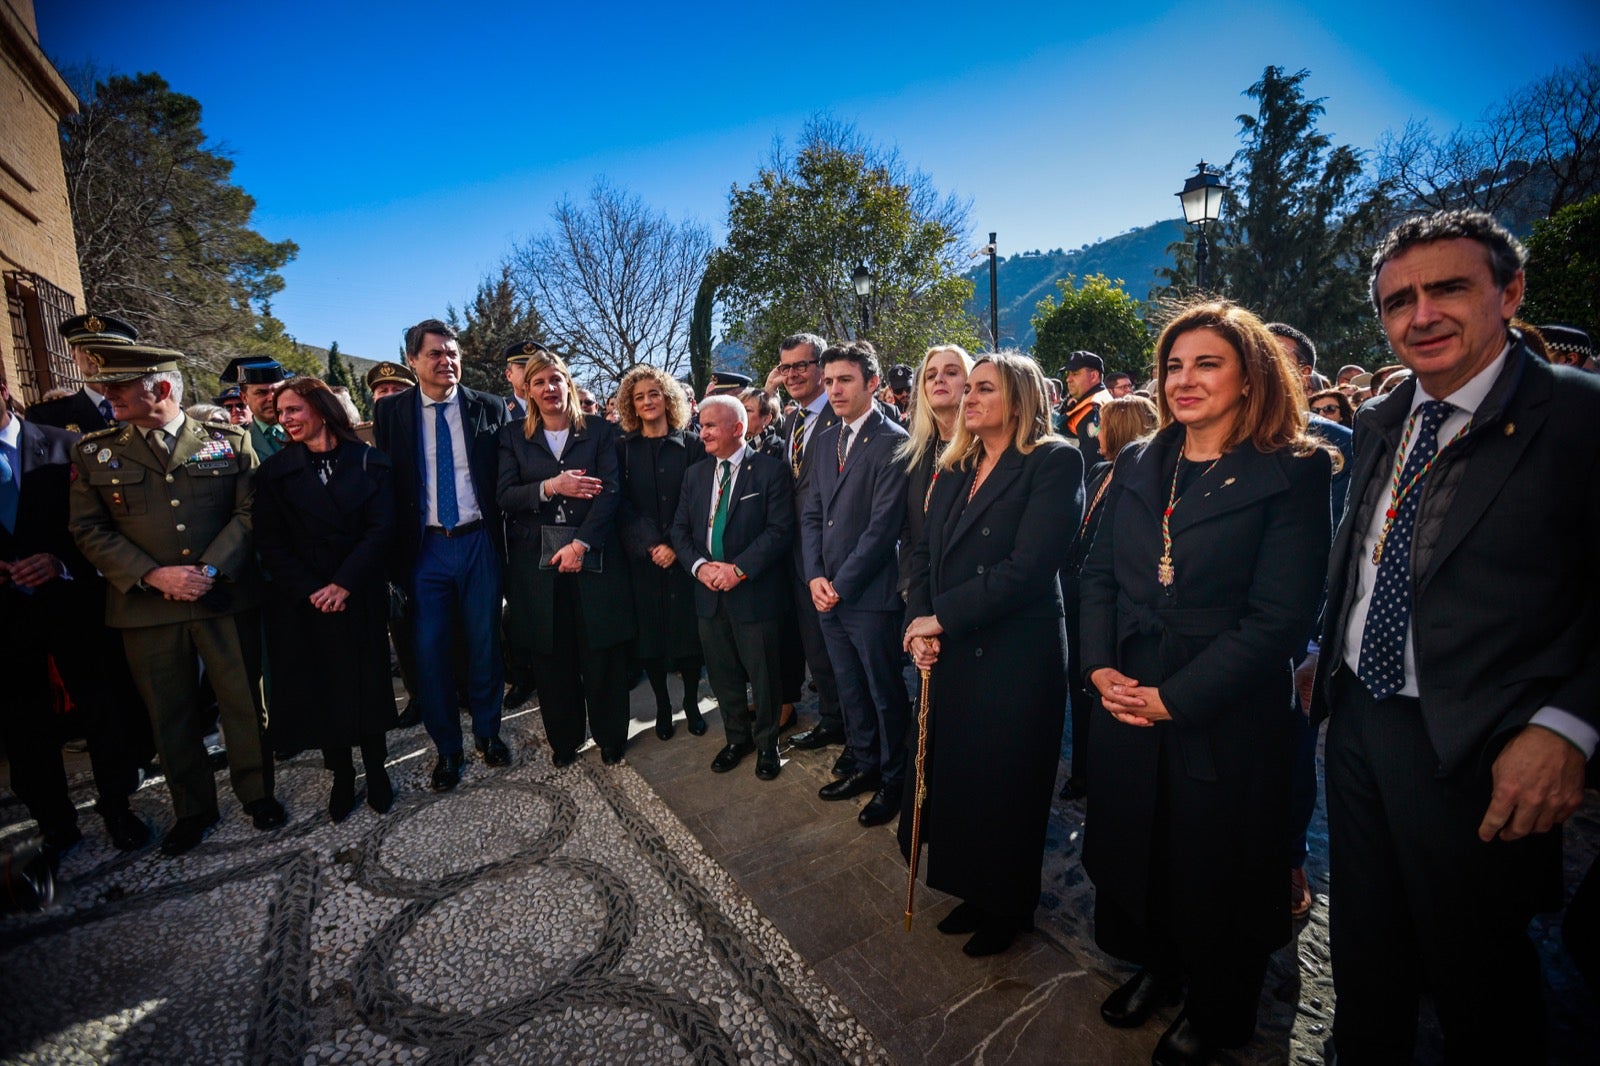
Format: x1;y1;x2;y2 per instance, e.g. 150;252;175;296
1063;351;1104;375
58;313;138;347
885;364;914;390
1540;324;1594;363
78;340;184;384
366;361;417;390
502;339;551;365
213;384;243;404
709;370;752;394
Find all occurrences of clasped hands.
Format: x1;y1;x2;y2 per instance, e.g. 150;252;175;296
698;561;740;591
903;614;943;669
545;468;602;501
145;564;215;602
1090;668;1172;727
551;542;588;573
649;543;677;569
809;577;840;613
309;582;350;613
0;552;63;590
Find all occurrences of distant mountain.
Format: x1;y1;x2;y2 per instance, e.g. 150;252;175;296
964;218;1188;351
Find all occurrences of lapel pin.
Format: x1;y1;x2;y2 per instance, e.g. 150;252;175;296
1503;422;1515;436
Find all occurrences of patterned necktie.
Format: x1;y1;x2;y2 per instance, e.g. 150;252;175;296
433;401;460;529
1357;400;1453;700
0;445;17;534
97;398;115;423
790;407;808;479
710;460;732;561
837;425;853;472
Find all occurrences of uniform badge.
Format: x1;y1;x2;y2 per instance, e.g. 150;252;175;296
81;442;95;454
96;448;112;464
109;459;121;469
66;423;81;433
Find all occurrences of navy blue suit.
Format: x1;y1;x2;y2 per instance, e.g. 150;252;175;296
800;408;911;782
373;384;509;758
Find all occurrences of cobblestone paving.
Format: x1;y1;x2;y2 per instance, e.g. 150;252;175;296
0;711;889;1065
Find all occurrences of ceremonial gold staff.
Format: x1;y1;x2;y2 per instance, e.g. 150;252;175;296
904;666;932;931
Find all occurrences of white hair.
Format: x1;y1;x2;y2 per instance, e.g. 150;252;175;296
146;370;184;406
699;393;747;427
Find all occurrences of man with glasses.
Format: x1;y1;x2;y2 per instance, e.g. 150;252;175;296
578;388;601;416
215;385;252;426
767;333;846;758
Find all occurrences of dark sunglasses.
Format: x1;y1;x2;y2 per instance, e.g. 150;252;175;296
1311;404;1341;416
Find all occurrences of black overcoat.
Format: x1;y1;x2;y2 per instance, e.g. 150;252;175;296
497;418;635;656
253;440;397;749
617;428;705;661
897;440;1084;918
1078;425;1331;963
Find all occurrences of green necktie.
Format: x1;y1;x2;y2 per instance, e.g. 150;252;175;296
710;460;732;561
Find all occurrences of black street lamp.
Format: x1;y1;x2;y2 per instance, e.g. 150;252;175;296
851;261;874;336
1176;160;1228;292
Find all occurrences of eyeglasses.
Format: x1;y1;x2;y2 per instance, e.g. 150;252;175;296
779;360;818;373
223;403;246;411
1311;404;1341;417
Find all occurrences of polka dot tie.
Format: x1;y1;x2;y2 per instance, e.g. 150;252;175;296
1357;400;1452;700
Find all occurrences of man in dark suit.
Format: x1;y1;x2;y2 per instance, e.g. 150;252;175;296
670;395;795;779
802;341;911;826
1314;210;1600;1062
25;313;138;434
766;333;846;755
373;318;511;791
0;380;149;863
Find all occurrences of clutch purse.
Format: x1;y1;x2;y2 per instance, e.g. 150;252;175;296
539;526;604;572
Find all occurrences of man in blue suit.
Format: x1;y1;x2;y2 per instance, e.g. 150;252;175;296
670;395;795;779
801;341;911;826
374;319;511;791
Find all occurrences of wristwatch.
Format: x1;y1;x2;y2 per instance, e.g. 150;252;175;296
733;565;748;582
200;565;219;578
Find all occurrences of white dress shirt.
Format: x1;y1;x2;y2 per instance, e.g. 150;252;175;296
790;392;831;456
691;443;747;575
420;390;483;527
1342;344;1596;756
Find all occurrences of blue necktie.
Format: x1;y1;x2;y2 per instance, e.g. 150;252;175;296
1357;400;1453;700
0;445;16;534
434;401;459;530
97;398;114;423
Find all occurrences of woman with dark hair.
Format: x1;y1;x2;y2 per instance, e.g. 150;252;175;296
895;344;973;599
740;386;785;459
1308;387;1354;426
1079;300;1332;1061
254;376;397;820
499;352;635;766
900;350;1083;957
1060;393;1159;800
616;364;707;740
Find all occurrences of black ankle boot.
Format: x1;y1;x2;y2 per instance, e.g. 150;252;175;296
655;701;675;741
684;700;707;736
328;772;356;822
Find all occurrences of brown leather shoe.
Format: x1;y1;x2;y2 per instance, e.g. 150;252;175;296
1290;866;1312;919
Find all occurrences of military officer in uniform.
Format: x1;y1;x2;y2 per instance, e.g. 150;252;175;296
68;342;286;856
357;362;417;446
1060;350;1112;462
218;357;289;460
503;341;541;420
26;314;139;434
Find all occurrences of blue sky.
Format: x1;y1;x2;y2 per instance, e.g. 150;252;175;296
36;0;1600;361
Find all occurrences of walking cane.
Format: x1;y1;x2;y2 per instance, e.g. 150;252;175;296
904;666;932;931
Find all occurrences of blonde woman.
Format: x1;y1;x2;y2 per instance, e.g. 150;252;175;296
895;344;973;596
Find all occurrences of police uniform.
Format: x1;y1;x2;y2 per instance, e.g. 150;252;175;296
1061;351;1112;462
220;357;290;460
67;343;279;841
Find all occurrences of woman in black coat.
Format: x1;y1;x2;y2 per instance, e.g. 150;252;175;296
900;352;1083;957
616;364;707;739
498;351;636;766
254;377;397;821
894;344;972;599
1079;301;1332;1061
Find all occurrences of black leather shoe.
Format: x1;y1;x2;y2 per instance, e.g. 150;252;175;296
1100;969;1179;1029
1059;776;1088;801
551;749;578;768
831;751;858;778
100;807;150;851
819;770;880;801
431;753;464;792
328;775;356;822
858;787;900;827
754;749;781;780
160;814;218;856
655;703;676;741
395;702;423;728
40;825;83;870
601;745;625;765
962;913;1024;957
790;725;845;750
684;702;708;736
476;735;512;768
938;900;985;935
711;742;754;773
367;766;395;813
504;683;535;708
246;797;287;830
1152;1010;1213;1066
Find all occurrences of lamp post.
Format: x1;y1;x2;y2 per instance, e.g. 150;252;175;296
852;261;874;336
987;233;998;348
1176;160;1228;292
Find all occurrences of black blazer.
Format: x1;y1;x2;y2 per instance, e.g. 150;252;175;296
801;408;910;612
669;448;795;623
252;441;395;600
373;384;509;571
25;389;112;435
617;428;705;559
1314;343;1600;775
3;420;93;574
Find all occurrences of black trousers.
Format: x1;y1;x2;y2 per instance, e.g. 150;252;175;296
699;604;782;752
791;563;842;732
534;576;629;756
1326;669;1558;1063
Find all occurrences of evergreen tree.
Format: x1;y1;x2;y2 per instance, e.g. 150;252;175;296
1031;274;1153;378
450;264;547;395
1521;192;1600;332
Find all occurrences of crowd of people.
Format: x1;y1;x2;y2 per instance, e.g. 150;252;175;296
3;208;1598;1063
